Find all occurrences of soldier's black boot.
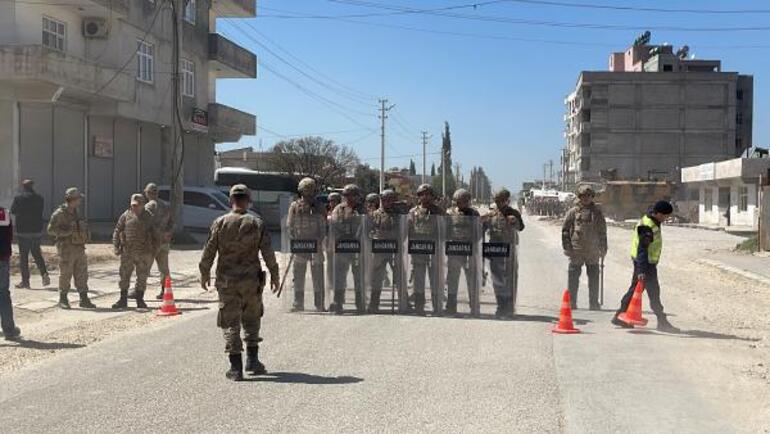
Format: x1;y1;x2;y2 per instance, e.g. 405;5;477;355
58;291;71;310
656;315;680;333
135;291;148;309
567;264;581;310
42;273;51;287
78;291;96;309
445;293;458;316
414;293;426;316
494;295;504;318
112;290;128;310
611;313;633;329
367;290;381;314
314;291;325;312
586;264;601;311
245;346;267;376
226;354;244;381
155;286;165;300
354;291;366;314
292;292;305;312
331;291;344;315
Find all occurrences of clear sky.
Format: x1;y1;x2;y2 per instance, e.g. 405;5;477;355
215;0;769;192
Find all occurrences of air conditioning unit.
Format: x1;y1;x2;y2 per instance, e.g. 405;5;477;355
82;18;109;38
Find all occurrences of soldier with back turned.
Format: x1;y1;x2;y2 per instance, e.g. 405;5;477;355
199;184;280;381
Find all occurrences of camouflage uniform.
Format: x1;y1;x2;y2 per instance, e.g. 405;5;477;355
47;188;94;309
408;201;444;314
112;195;160;308
445;205;480;315
199;209;279;355
562;190;607;310
484;190;525;317
287;197;327;311
367;192;402;313
330;198;363;313
145;187;172;297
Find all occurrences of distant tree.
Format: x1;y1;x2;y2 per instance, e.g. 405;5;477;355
353;164;380;195
433;121;456;198
270;136;359;188
430;163;436;177
409;159;417;176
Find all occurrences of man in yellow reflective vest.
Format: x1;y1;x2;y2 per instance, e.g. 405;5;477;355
611;201;680;333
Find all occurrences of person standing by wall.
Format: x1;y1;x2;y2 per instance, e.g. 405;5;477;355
1;206;22;341
11;179;50;289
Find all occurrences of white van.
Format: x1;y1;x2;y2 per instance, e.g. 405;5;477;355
157;186;258;231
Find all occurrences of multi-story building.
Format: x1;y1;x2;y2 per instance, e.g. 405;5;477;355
563;35;753;185
0;0;257;221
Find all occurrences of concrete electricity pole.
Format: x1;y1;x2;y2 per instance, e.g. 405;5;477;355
378;99;395;193
421;131;430;184
170;0;185;234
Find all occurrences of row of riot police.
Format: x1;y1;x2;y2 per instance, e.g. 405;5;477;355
283;179;525;319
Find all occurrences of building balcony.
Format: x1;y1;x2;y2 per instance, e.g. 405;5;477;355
88;0;130;15
212;0;256;17
0;45;133;102
208;103;256;143
209;34;257;79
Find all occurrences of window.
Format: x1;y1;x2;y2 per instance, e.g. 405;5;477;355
580;157;591;171
183;0;196;24
136;39;154;83
181;58;195;97
42;16;66;52
663;64;673;72
739;186;749;212
737;90;744;101
736;110;743;125
704;188;713;210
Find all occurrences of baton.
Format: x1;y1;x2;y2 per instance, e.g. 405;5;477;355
277;254;294;298
599;256;605;306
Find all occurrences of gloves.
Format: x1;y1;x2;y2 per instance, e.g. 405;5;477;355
200;274;211;291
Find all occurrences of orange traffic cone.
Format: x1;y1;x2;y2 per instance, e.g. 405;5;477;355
552;290;580;334
618;280;648;326
157;276;181;317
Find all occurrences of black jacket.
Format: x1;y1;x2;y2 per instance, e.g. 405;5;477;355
11;190;46;234
0;208;11;261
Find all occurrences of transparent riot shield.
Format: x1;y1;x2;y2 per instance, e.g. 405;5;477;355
280;214;327;313
444;214;483;317
483;230;519;317
406;213;445;316
328;215;367;314
365;214;408;314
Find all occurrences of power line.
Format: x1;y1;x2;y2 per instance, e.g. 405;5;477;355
499;0;770;15
316;0;770;32
259;6;770;49
214;2;377;107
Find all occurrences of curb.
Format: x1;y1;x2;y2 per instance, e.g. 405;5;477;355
695;258;770;286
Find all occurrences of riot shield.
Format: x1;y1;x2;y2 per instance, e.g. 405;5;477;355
406;214;445;316
365;213;408;314
483;230;519;317
328;215;367;314
280;215;327;313
444;214;483;317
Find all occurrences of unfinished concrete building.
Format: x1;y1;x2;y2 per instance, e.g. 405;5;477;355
563;35;753;185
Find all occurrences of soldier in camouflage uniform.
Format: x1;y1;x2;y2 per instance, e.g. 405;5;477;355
47;188;96;309
286;178;327;312
145;183;173;300
112;194;160;309
484;188;525;319
200;184;280;381
365;193;380;215
367;189;402;313
562;185;607;310
408;184;445;315
329;184;364;315
445;189;480;316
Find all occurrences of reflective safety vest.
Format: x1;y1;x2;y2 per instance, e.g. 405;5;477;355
630;215;662;264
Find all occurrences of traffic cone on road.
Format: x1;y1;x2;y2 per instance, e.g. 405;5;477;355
618;280;648;326
552;290;580;334
157;276;181;317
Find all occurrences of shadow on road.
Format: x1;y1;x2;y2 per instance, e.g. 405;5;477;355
247;372;364;385
628;328;760;342
173;298;218;305
0;338;86;350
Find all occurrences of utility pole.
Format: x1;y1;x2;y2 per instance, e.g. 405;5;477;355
378;99;395;193
170;0;184;234
549;159;554;186
421;131;430;184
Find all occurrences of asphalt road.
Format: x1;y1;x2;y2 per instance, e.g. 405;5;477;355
0;219;765;433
